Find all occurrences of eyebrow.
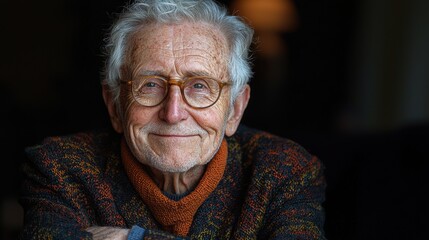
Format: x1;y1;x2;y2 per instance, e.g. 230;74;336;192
136;70;165;76
185;70;212;77
136;70;212;77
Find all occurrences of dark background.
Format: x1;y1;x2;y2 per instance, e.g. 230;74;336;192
1;0;428;239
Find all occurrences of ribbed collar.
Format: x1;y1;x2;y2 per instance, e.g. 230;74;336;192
121;138;228;236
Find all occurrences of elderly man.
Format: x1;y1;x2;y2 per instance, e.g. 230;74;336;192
20;0;326;239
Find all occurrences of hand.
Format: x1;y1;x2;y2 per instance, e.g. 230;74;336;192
86;226;130;240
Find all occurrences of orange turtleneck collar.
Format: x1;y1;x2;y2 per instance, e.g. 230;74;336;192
121;138;228;236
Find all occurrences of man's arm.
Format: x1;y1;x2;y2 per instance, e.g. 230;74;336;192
20;163;131;240
261;156;327;240
20;156;188;240
19;156;95;239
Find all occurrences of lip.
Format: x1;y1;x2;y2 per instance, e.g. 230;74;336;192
151;133;198;138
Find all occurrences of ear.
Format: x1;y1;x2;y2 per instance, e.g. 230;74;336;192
102;84;123;133
225;84;250;136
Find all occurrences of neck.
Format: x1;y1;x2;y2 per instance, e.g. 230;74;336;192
121;138;228;236
148;165;206;195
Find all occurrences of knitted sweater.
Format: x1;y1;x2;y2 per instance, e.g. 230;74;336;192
122;138;229;237
20;125;326;239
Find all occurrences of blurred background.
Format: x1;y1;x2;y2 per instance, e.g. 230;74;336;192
1;0;428;239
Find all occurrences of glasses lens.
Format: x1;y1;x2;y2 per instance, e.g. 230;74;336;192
132;76;167;106
184;77;221;108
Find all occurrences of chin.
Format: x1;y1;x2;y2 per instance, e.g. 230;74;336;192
150;159;200;173
141;149;200;173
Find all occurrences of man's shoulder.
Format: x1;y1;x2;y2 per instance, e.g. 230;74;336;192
230;125;322;178
25;129;121;170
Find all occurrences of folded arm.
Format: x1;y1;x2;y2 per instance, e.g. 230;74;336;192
262;156;327;240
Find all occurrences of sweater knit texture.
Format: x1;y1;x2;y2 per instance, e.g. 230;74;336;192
122;138;228;236
20;125;327;239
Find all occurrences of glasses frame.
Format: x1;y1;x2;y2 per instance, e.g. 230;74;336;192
120;75;231;109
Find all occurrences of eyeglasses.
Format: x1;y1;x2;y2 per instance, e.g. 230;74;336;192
120;75;231;109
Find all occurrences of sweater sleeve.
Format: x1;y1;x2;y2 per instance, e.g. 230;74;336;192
261;156;327;240
19;133;187;240
19;151;93;239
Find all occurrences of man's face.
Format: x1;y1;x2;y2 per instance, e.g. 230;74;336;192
116;22;234;173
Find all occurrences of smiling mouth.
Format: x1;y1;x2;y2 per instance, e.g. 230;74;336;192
151;133;198;138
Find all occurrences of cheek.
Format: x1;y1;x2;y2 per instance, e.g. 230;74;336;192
198;100;231;132
132;110;153;126
214;93;232;120
119;87;150;126
121;102;154;131
118;87;134;114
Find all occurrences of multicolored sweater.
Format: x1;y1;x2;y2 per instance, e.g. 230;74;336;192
20;125;326;239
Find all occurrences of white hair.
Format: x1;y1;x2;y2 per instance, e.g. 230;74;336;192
102;0;254;103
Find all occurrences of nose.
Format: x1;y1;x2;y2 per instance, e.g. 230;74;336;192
158;85;189;124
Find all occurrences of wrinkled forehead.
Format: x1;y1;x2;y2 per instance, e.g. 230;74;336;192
125;22;229;75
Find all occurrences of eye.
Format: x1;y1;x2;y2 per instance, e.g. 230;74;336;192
184;77;219;101
134;77;166;95
187;78;210;91
144;81;158;88
192;82;208;89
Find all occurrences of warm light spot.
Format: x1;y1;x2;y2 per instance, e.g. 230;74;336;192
231;0;298;32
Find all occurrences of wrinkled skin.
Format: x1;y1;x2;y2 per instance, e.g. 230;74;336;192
103;22;250;194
